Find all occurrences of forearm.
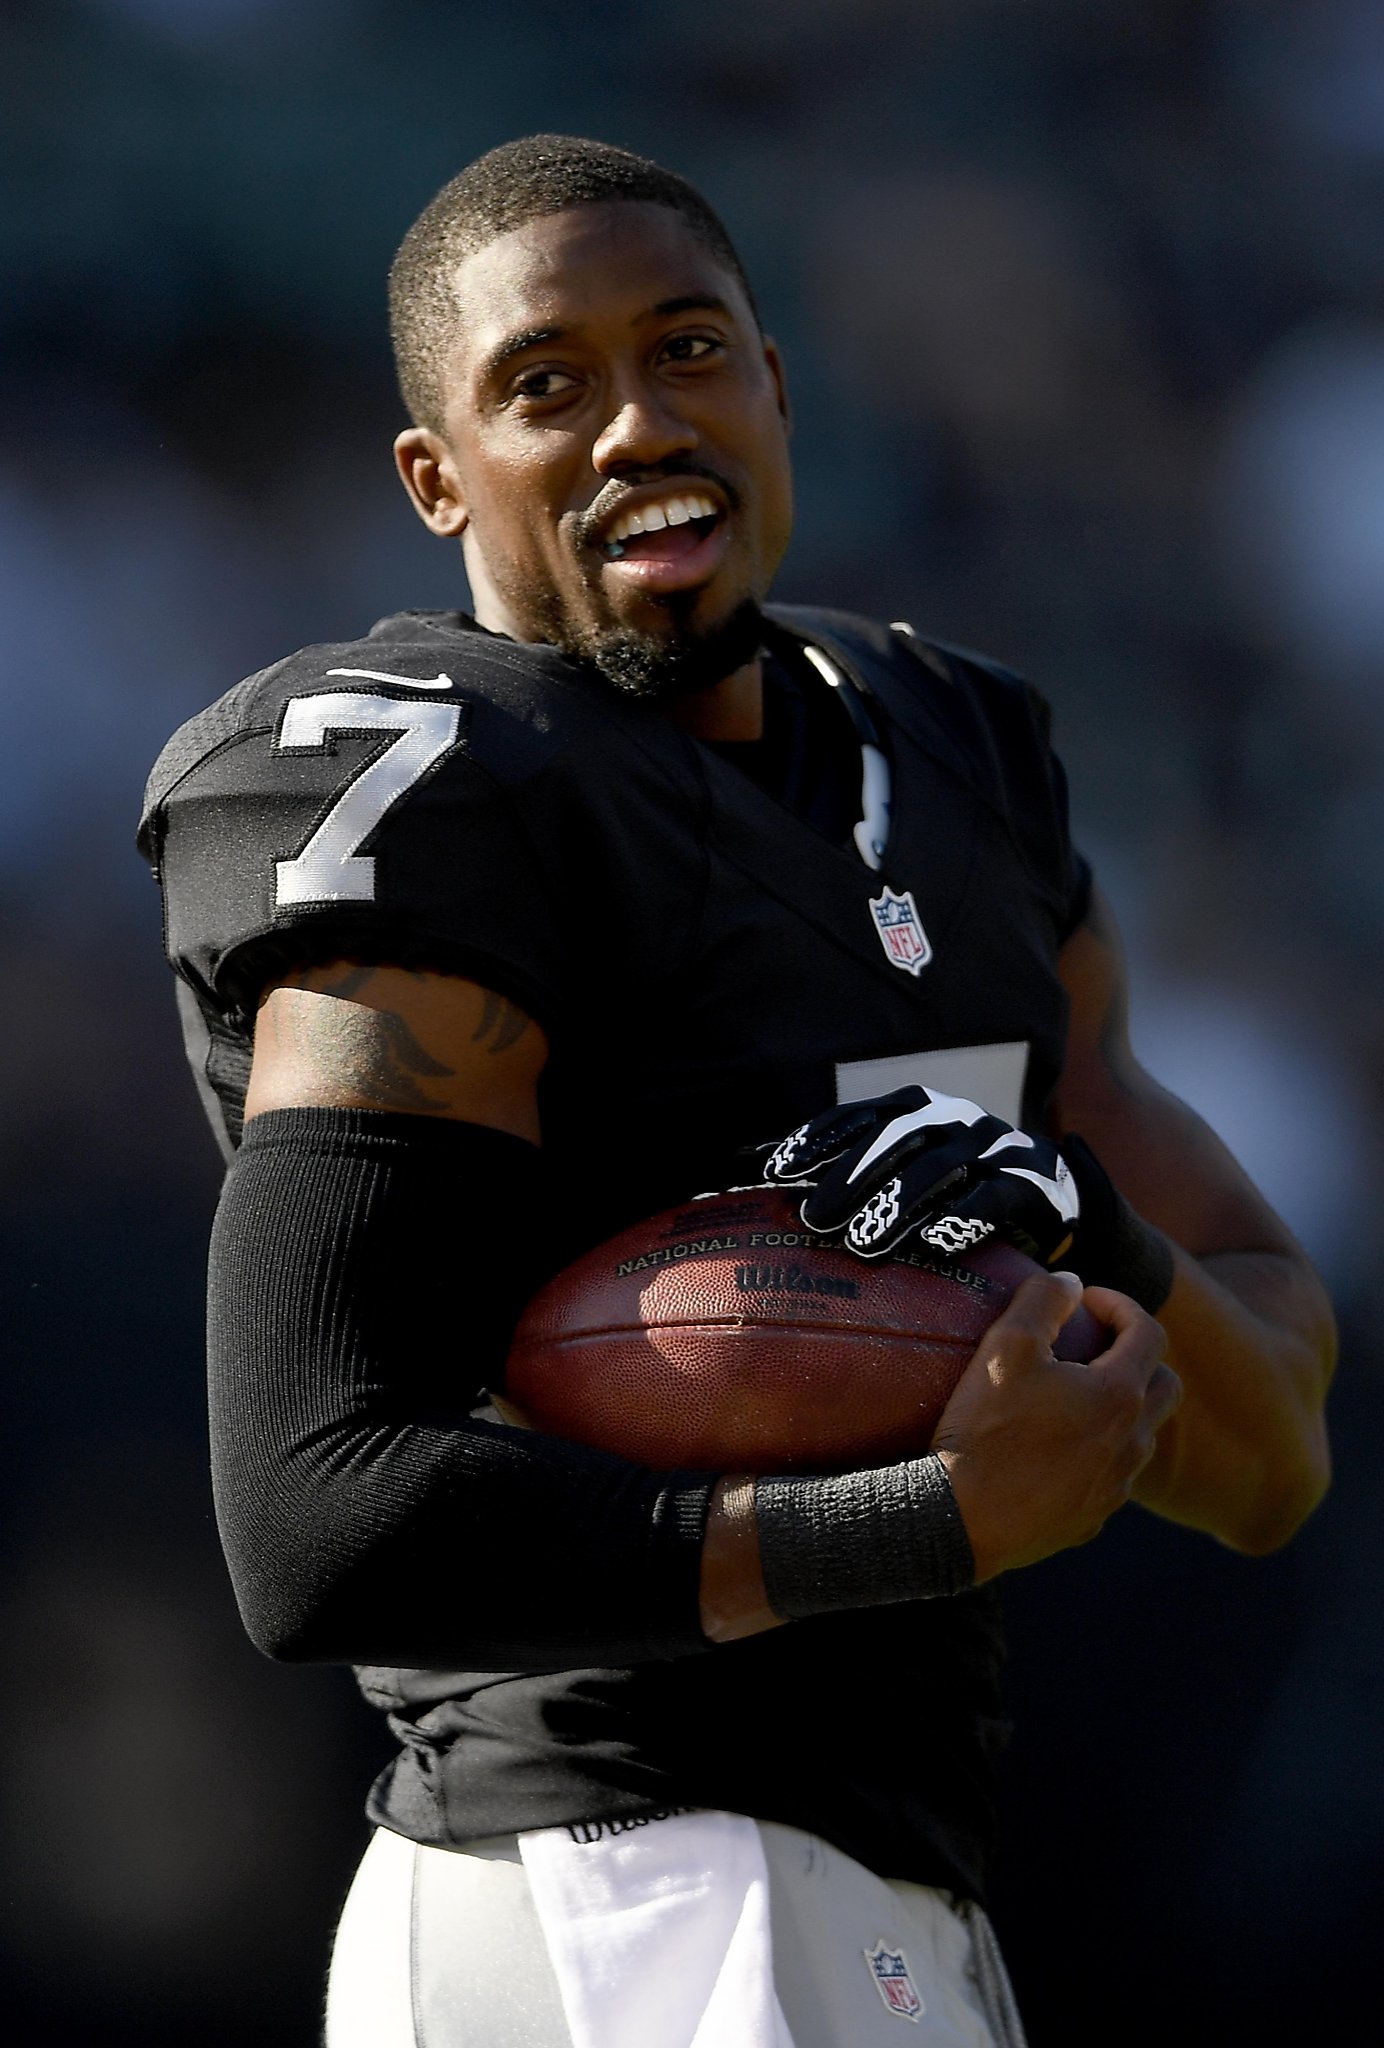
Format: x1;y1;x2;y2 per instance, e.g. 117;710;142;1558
1062;1088;1335;1548
1056;890;1336;1550
1132;1241;1334;1551
699;1476;783;1642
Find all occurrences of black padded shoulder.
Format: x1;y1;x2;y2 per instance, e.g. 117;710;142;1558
766;603;1046;771
765;604;1089;936
138;611;708;1032
139;611;620;846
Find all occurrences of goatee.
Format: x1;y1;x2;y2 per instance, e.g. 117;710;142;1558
572;597;766;702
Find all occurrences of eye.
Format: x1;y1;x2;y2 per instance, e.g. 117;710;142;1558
510;366;581;403
659;332;724;366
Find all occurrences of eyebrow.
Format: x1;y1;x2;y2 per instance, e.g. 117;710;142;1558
651;293;734;320
478;325;566;386
478;295;736;388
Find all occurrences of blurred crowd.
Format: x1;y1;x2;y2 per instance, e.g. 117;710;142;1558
3;3;1380;2041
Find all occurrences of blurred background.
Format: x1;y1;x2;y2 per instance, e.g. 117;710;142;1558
2;0;1380;2039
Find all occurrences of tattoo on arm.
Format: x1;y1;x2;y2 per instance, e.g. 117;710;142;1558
303;962;376;1003
472;990;530;1054
279;986;457;1112
292;960;419;1003
262;961;536;1112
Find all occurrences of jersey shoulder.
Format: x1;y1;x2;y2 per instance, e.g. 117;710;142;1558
766;602;1089;934
138;610;598;844
764;602;1055;755
138;611;706;1031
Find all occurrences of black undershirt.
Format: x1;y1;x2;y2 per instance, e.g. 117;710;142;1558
706;649;863;848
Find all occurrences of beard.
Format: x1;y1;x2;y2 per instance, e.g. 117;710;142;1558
558;594;767;702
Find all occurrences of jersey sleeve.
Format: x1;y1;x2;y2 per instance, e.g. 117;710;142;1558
1033;726;1092;942
140;658;574;1030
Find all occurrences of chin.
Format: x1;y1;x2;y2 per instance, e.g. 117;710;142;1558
569;594;765;703
585;598;761;704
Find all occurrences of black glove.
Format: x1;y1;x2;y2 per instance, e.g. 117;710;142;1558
762;1087;1175;1312
763;1085;1079;1264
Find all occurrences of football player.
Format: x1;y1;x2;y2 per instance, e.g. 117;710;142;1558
139;137;1334;2048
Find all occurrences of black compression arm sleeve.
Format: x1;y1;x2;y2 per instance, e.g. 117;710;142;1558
208;1109;714;1668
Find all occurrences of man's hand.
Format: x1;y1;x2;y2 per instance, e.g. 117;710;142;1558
931;1271;1181;1582
762;1085;1079;1264
702;1268;1180;1636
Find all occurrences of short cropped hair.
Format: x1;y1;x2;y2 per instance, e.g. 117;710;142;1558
389;134;757;431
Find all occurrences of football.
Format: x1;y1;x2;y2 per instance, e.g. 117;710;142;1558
505;1185;1107;1473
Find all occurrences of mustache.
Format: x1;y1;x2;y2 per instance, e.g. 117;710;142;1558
576;462;740;552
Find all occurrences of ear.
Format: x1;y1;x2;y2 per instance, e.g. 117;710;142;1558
762;336;792;433
394;427;469;537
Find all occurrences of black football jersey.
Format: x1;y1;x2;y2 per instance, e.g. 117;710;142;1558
140;604;1083;1218
139;603;1089;1898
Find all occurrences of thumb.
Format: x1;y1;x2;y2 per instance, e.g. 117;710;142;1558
989;1269;1084;1353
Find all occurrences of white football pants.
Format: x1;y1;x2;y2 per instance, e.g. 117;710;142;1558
324;1811;1027;2048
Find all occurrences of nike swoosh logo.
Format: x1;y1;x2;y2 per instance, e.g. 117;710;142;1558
845;1092;987;1185
978;1129;1035;1161
999;1163;1080;1221
326;667;454;690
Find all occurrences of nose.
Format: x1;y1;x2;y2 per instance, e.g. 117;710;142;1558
591;381;698;478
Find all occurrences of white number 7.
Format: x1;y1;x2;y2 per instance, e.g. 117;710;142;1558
274;691;463;906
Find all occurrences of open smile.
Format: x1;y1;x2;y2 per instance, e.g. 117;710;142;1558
590;479;732;596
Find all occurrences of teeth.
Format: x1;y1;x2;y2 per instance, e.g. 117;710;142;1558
606;491;720;546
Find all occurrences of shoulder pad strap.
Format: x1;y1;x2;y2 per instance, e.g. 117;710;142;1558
763;603;922;679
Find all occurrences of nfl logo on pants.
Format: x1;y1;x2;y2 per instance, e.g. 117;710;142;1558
864;1938;924;2021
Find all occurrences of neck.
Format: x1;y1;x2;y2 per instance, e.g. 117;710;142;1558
666;657;764;741
466;548;765;740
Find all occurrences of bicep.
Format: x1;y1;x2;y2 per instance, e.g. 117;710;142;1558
244;960;549;1144
1052;885;1300;1261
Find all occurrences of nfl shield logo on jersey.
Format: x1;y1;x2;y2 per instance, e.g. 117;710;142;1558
868;887;933;976
864;1939;924;2021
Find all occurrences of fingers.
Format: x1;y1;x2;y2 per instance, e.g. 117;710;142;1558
1081;1285;1169;1379
803;1118;1005;1242
1079;1285;1182;1456
931;1269;1171;1578
771;1094;1074;1270
912;1174;1039;1261
762;1098;895;1180
1145;1361;1184;1435
983;1269;1085;1354
763;1085;976;1189
1080;1283;1158;1336
804;1146;956;1242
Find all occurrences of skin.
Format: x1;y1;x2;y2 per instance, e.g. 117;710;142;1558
246;200;1334;1641
393;200;792;741
1050;885;1334;1551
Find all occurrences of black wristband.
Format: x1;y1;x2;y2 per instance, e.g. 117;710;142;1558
1061;1133;1175;1314
754;1455;975;1621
